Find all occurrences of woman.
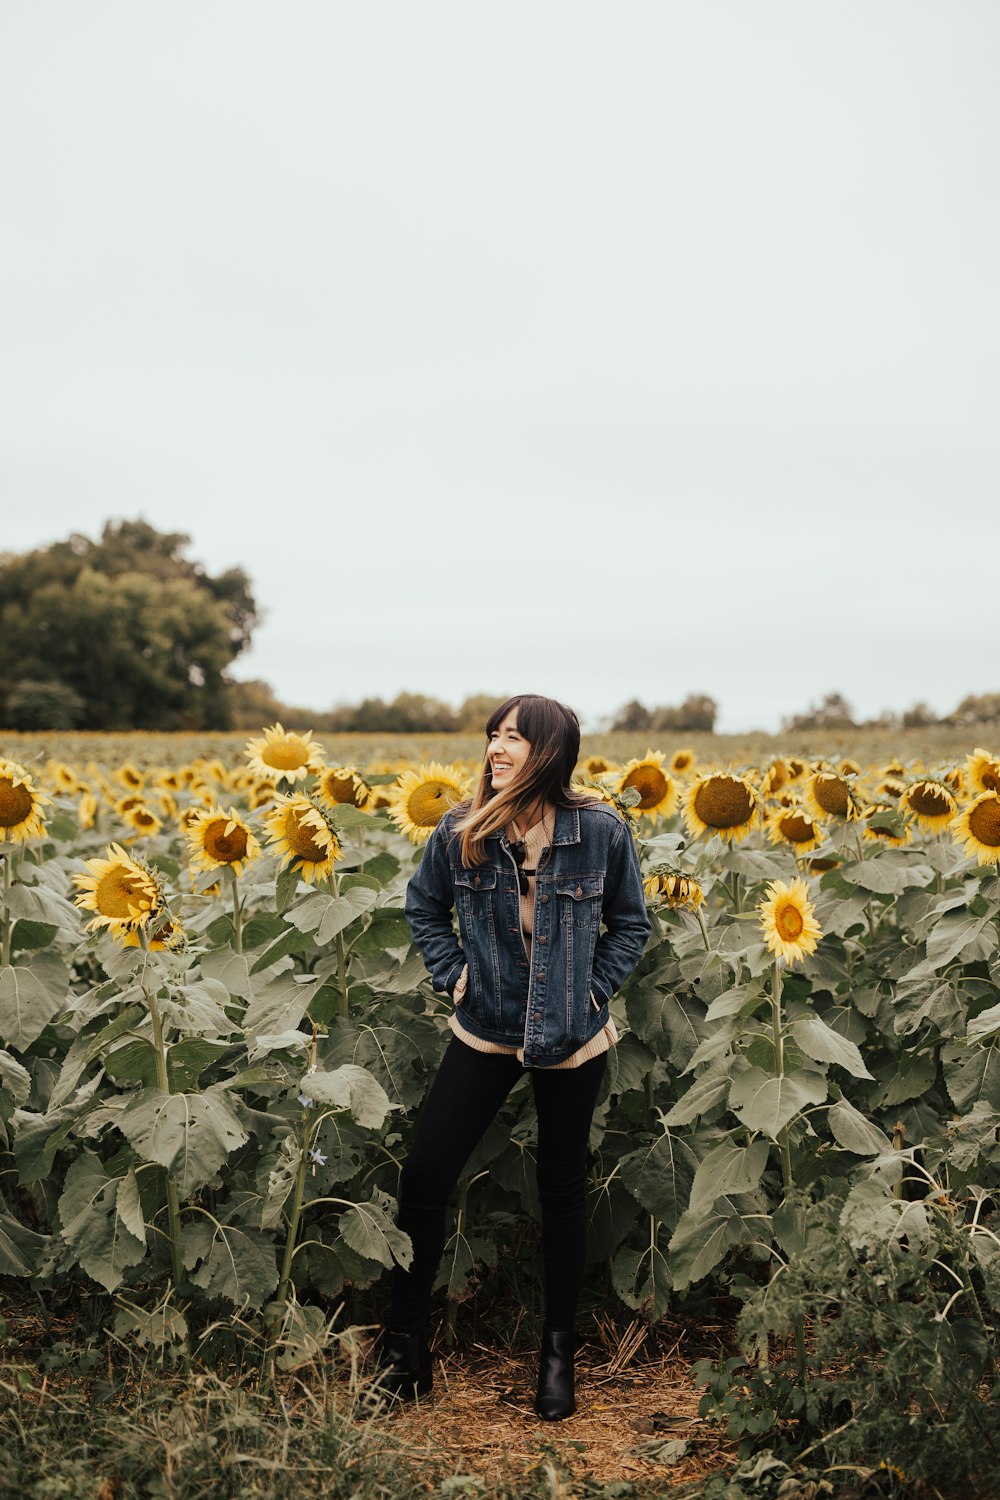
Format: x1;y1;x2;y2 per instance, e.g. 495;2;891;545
379;694;650;1419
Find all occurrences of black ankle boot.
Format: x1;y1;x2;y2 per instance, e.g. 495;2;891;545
373;1329;433;1403
535;1328;576;1420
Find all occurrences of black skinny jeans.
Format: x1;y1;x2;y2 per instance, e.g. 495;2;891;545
390;1037;607;1335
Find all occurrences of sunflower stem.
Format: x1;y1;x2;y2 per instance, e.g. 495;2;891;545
695;906;711;953
1;849;12;970
643;1069;657;1132
328;871;350;1017
770;958;806;1386
228;867;243;954
261;1094;314;1396
143;959;186;1301
443;1179;469;1350
770;961;794;1194
728;869;742;913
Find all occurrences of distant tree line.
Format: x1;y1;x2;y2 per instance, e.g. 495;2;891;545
781;691;1000;733
225;686;513;735
609;694;719;733
3;524;997;735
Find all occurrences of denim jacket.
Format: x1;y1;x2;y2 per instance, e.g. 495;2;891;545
405;801;651;1067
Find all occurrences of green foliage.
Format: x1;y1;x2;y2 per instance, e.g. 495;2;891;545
5;679;85;730
693;1181;1000;1492
0;520;258;729
2;730;1000;1499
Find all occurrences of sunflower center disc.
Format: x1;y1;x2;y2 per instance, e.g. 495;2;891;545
912;785;952;817
286;811;326;860
0;779;34;828
815;777;849;816
409;783;451;828
326;774;361;805
626;768;669;810
777;905;804;940
694;778;753;828
969;800;1000;848
264;739;311;771
205;821;249;863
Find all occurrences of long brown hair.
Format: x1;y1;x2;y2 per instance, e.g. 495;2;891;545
451;694;590;866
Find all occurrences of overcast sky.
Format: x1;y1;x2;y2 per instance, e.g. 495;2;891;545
1;3;997;732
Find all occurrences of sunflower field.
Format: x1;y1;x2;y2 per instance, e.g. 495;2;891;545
2;730;1000;1480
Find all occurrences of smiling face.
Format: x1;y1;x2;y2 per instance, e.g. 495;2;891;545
487;711;531;792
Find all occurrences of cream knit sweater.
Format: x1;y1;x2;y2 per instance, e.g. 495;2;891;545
448;810;619;1069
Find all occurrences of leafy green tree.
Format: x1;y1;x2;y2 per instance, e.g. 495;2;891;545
653;693;718;733
611;699;653;732
0;521;259;729
328;692;457;733
5;679;86;730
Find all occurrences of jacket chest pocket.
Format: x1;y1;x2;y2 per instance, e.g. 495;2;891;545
554;874;604;930
454;866;499;911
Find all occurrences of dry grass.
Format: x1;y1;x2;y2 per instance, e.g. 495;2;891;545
360;1319;738;1493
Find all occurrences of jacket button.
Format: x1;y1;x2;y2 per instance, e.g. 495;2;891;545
538;935;547;944
540;894;549;904
538;970;546;979
533;1012;542;1022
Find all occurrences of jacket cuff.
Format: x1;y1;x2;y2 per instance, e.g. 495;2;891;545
590;977;611;1007
444;958;466;998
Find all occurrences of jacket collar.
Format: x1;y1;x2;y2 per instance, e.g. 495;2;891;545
486;804;581;846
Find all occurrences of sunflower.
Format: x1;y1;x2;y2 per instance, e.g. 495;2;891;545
119;914;186;951
247;779;280;811
758;879;822;966
157;791;179;821
48;761;81;792
965;748;1000;797
116;763;145;791
643;871;705;910
952;791;1000;865
264;794;342;883
803;770;860;823
861;802;912;848
838;758;861;777
186;806;262;877
315;765;374;812
617;752;679;821
388;763;467;845
122;803;162;838
572;778;638;821
669;748;696;776
77;791;99;830
900;778;957;833
767;804;824;854
582;755;612;777
684;773;760;843
875;776;906;801
761;759;792;797
0;760;50;843
74;843;164;935
244;723;326;785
